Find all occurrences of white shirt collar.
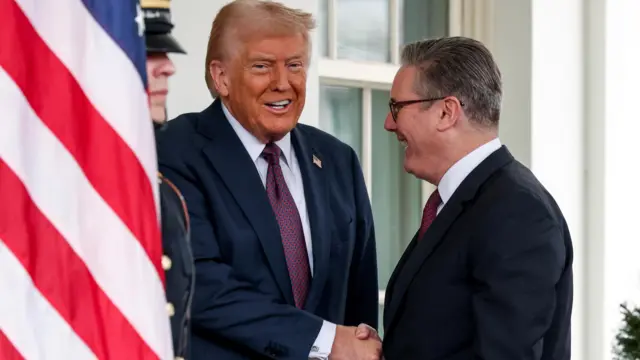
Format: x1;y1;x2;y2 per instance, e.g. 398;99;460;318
221;102;293;167
438;138;502;205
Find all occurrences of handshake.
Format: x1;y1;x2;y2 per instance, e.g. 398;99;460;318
328;323;383;360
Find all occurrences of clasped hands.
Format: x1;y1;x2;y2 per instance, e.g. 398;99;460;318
329;323;382;360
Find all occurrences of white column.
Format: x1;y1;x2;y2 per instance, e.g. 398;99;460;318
482;1;586;358
530;1;585;359
586;1;640;359
167;0;320;129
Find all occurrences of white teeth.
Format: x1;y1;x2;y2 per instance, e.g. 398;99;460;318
270;100;291;106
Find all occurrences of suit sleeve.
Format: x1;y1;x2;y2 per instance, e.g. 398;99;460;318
471;193;567;360
158;150;323;360
343;147;379;330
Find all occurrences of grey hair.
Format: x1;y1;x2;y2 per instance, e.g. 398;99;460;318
400;36;502;127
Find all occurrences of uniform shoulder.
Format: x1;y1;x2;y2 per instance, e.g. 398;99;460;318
155;111;203;162
156;112;199;143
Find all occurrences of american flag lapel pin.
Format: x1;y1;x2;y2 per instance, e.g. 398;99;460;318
312;154;322;168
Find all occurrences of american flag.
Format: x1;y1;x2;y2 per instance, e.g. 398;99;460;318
0;0;173;359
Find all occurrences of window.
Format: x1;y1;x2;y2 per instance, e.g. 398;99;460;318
317;0;450;332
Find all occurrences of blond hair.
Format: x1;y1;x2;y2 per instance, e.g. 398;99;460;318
204;0;316;98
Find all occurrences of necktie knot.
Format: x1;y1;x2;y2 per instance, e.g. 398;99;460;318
418;189;441;239
425;189;441;210
261;143;282;166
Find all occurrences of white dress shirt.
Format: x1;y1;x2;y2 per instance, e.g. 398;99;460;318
222;104;336;359
437;138;503;214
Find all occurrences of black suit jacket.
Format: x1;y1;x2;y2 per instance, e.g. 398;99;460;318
383;146;573;360
156;100;378;360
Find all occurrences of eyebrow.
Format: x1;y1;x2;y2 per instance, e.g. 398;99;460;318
248;53;305;62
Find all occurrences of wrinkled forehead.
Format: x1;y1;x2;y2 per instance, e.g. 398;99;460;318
225;19;311;58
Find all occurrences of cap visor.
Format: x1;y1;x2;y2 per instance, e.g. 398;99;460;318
146;34;186;54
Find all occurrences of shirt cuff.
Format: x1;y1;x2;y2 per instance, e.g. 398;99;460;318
308;320;336;359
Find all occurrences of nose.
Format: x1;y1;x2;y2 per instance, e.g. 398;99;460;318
153;54;176;78
384;112;397;132
271;64;292;92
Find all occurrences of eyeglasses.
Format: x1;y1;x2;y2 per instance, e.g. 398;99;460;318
388;97;465;122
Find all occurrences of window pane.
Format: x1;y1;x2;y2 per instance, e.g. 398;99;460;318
318;85;363;159
336;0;390;62
370;89;422;332
401;0;449;44
318;0;447;63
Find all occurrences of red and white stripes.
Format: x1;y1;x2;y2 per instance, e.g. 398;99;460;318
0;0;173;359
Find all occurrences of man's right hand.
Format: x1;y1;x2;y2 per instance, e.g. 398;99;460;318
329;325;382;360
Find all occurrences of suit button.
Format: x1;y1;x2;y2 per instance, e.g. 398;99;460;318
162;255;172;270
166;302;175;317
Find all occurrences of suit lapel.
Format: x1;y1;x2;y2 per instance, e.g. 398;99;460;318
197;100;295;305
385;146;515;334
385;199;466;332
290;127;331;311
383;232;417;326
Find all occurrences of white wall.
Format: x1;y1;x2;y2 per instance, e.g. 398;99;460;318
167;0;320;127
167;0;223;117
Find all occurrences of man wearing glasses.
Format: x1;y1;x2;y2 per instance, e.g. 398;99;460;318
376;36;574;360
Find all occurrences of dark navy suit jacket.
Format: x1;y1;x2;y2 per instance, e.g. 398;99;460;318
156;99;378;360
382;147;573;360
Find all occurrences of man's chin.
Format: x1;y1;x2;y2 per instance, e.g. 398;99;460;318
260;118;299;142
150;106;167;123
403;155;414;174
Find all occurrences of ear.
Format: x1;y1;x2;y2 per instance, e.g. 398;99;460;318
436;96;463;131
209;60;230;97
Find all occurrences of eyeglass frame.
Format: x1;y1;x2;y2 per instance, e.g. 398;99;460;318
388;96;465;122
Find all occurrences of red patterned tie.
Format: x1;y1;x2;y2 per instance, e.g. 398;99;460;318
418;189;441;240
262;143;310;308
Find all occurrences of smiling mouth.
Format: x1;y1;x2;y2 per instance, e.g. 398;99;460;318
397;135;408;150
265;99;292;111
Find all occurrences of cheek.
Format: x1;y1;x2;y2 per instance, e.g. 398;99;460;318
291;73;307;94
236;73;266;95
149;95;163;106
404;114;429;146
399;113;418;135
231;81;264;111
